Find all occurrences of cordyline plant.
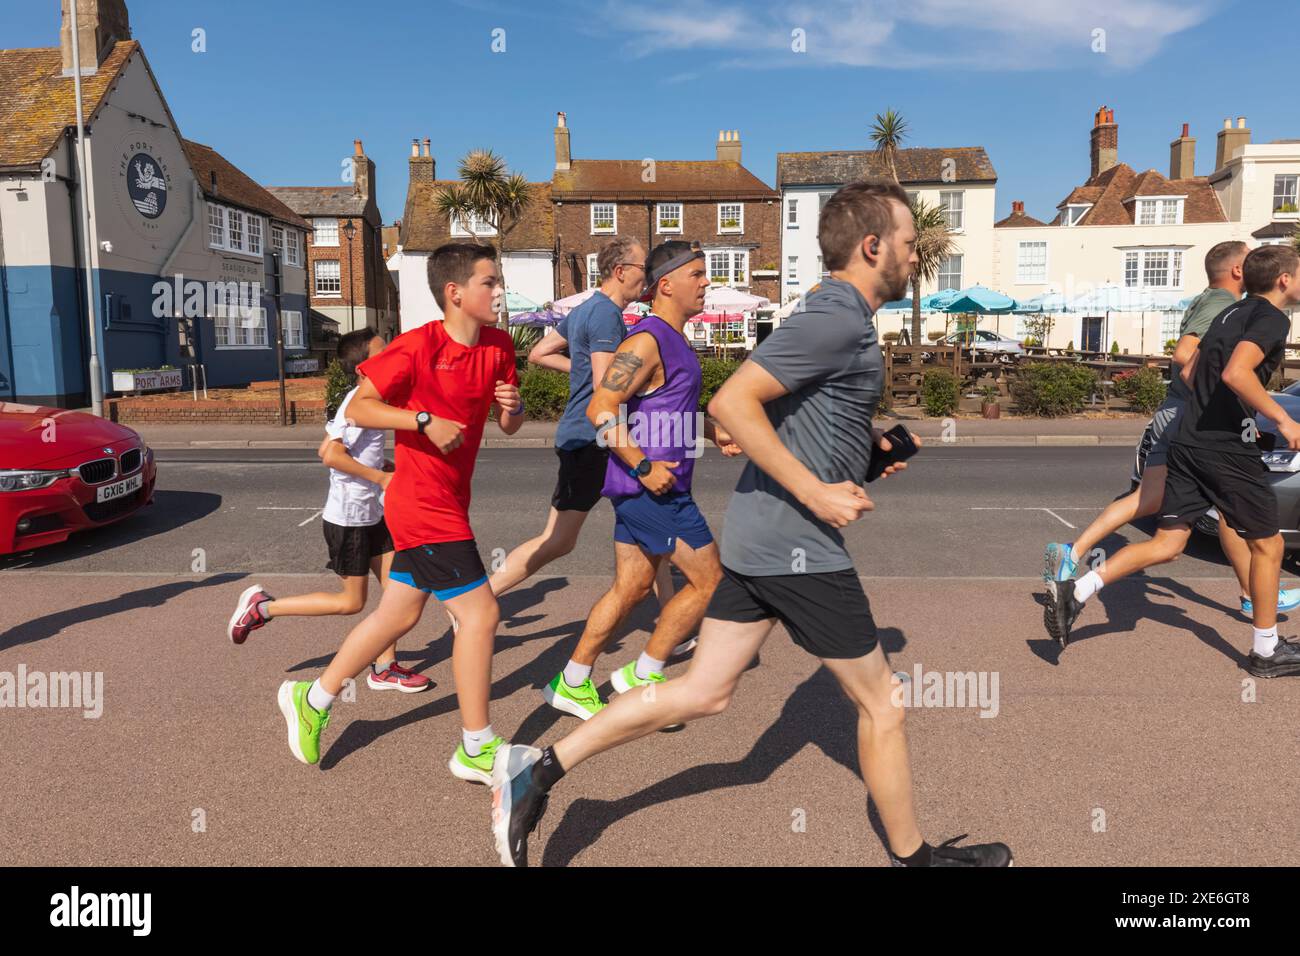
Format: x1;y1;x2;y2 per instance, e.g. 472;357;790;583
909;197;957;346
434;149;533;328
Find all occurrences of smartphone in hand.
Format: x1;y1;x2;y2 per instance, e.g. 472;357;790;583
865;424;919;483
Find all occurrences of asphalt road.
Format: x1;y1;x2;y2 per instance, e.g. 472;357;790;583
2;446;1298;867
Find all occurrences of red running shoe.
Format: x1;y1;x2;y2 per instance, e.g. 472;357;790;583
228;584;273;644
367;662;431;693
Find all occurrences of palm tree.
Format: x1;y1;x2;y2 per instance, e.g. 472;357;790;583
869;109;909;183
909;198;956;345
434;149;534;328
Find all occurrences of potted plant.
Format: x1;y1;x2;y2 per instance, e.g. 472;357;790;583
980;383;1001;419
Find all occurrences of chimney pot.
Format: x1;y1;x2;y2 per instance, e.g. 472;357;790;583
411;139;419;158
1181;123;1189;138
422;138;431;158
1224;118;1232;129
354;139;364;156
1237;117;1247;129
557;111;567;127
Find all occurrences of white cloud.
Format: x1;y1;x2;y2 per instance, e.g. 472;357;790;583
601;0;1222;70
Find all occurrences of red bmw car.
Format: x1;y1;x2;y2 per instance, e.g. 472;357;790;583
0;403;157;556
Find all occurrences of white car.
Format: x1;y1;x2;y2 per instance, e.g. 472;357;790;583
942;330;1025;355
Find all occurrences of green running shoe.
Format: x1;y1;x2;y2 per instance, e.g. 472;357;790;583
541;672;606;720
449;735;506;785
610;661;665;695
277;680;330;765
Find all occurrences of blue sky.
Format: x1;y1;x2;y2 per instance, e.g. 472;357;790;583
8;0;1293;225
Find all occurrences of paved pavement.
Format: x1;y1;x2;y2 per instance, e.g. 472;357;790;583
3;446;1297;867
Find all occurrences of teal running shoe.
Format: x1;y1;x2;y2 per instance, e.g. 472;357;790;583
1043;542;1078;583
1242;586;1300;616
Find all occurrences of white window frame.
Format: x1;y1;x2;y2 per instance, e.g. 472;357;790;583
785;197;798;228
591;203;616;235
707;249;749;287
314;260;342;297
938;253;963;291
271;223;285;259
246;212;263;256
717;202;743;234
207;203;225;248
282;309;305;350
656;202;682;234
1133;197;1185;226
586;253;600;290
1016;241;1048;284
285;228;302;267
213;285;268;349
1121;247;1185;290
450;211;498;237
786;255;798;285
939;190;964;231
1274;174;1299;216
1063;204;1092;226
313;217;339;247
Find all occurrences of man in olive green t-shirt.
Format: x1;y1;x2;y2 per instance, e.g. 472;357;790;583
1042;240;1298;626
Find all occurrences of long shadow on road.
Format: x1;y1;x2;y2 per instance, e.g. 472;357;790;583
537;627;906;867
0;572;245;652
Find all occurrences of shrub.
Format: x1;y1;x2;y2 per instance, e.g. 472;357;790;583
699;357;742;411
1163;338;1178;355
1011;362;1098;417
927;330;947;342
510;325;542;356
324;359;352;419
921;368;959;417
1110;340;1120;356
1112;366;1166;414
1066;340;1075;351
883;331;901;344
518;367;569;420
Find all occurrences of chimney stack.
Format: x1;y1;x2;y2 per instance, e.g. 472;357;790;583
352;139;376;205
1089;106;1118;181
716;129;742;165
1215;116;1251;170
61;0;131;76
555;112;571;171
1011;200;1024;216
410;137;434;183
1169;122;1196;180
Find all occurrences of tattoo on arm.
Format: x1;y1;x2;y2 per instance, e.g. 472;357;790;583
600;351;644;394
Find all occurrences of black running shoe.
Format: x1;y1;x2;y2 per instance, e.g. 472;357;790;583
1044;580;1083;649
889;835;1013;867
1247;635;1300;678
491;744;550;867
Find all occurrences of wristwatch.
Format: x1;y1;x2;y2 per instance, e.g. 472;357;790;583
627;457;653;479
415;411;432;434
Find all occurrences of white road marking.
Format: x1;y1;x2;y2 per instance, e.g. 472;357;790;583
969;506;1095;530
297;510;323;527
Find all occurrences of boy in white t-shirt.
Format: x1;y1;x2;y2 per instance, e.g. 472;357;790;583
225;329;429;693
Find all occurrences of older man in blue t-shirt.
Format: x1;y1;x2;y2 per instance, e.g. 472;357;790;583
488;237;659;597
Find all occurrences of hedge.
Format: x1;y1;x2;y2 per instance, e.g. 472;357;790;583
1011;362;1098;417
1112;367;1166;415
921;368;959;417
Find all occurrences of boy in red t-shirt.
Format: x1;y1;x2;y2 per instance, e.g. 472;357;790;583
277;243;523;778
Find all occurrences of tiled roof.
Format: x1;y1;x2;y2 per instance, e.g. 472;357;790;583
995;210;1049;228
553;160;775;199
182;140;309;229
0;41;138;168
1253;221;1300;241
265;186;368;218
1051;163;1225;226
402;180;553;253
776;147;996;187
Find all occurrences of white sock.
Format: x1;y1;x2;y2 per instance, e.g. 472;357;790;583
1068;543;1083;564
462;724;495;757
307;679;336;712
635;652;665;680
1253;626;1279;658
563;660;592;688
1073;570;1104;605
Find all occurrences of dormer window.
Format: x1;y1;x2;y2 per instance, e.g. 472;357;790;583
1134;197;1184;225
1063;204;1092;226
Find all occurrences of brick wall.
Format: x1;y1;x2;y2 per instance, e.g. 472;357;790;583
554;198;781;301
305;219;384;312
107;398;326;425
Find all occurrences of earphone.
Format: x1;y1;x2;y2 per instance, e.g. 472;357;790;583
870;240;880;255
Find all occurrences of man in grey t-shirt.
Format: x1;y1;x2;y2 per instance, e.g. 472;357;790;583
491;182;1012;870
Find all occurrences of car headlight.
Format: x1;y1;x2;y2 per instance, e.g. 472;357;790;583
0;469;69;492
1263;450;1300;472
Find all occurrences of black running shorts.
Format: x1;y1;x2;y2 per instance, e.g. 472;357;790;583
706;566;878;659
1157;443;1279;539
323;517;393;577
552;444;609;512
390;539;488;600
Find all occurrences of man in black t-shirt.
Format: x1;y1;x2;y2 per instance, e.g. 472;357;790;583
1046;245;1300;677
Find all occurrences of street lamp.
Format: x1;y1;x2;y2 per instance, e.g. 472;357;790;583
342;218;357;330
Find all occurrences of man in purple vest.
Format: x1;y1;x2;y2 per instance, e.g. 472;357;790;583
540;241;740;723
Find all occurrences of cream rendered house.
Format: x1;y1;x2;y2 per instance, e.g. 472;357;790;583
993;108;1300;355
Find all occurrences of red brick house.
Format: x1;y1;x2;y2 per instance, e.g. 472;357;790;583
550;113;780;301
